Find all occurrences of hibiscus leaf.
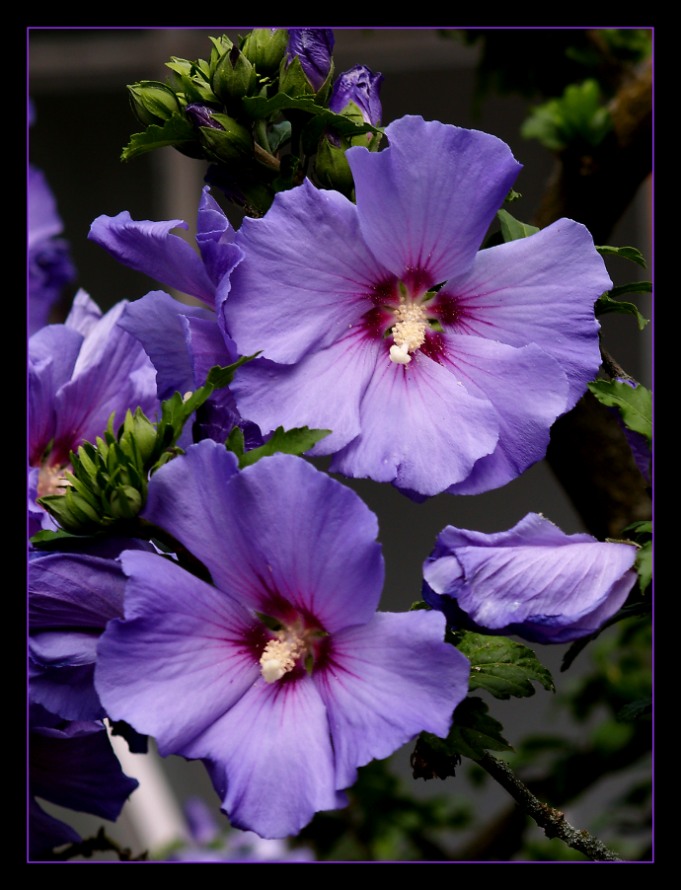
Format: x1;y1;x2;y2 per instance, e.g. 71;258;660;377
596;244;647;268
456;632;555;699
237;426;331;468
496;209;540;242
595;293;650;330
121;115;199;161
635;538;652;594
587;379;652;445
414;697;513;771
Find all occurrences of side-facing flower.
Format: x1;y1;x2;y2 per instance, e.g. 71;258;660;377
28;290;159;535
422;512;639;643
28;164;76;335
95;442;469;838
220;114;611;498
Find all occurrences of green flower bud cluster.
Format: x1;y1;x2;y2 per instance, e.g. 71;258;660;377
38;408;163;535
122;28;384;217
36;358;257;539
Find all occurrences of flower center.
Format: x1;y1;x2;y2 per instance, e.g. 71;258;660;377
388;300;428;364
259;627;307;683
37;463;71;499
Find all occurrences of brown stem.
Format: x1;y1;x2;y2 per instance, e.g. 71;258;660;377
475;752;622;861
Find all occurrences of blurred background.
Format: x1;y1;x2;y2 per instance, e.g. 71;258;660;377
28;27;652;861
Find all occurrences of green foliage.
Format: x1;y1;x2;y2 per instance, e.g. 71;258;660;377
623;520;652;594
596;244;647;268
226;425;331;468
121;33;384;216
595;291;650;330
496;208;540;242
455;632;555;699
418;697;513;767
521;79;612;151
298;757;472;860
587;379;652;445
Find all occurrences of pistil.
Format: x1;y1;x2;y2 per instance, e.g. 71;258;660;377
389;301;428;364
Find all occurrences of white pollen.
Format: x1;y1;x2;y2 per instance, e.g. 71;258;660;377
259;634;303;683
389;343;412;364
389;301;427;360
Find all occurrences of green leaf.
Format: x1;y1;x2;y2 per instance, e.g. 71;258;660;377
121;114;199;161
521;79;612;151
237;426;331;468
242;92;383;143
587;379;652;445
596;244;647;268
456;632;555;699
608;281;652;299
496;209;540;242
445;697;513;761
595;293;650;330
635;538;652;594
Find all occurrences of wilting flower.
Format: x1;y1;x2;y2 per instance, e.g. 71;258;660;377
285;29;335;92
95;442;469;838
28;290;159;535
329;64;384;125
28;164;76;335
422;512;639;643
29;704;138;860
220;114;611;498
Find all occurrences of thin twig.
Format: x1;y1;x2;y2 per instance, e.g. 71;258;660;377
475;752;623;861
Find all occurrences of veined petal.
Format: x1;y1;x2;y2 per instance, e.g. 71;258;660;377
443;218;609;407
330;347;499;495
314;610;469;787
195;186;243;289
230;331;377;454
349;115;521;282
145;444;384;631
89;211;217;305
194;677;338;838
225;179;390;364
119;290;213;401
54;306;159;446
441;336;569;495
95;549;261;753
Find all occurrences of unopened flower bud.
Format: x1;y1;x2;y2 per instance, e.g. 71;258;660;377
280;29;334;95
128;81;182;127
241;28;289;76
212;44;259;107
197;112;253;163
329;65;383;126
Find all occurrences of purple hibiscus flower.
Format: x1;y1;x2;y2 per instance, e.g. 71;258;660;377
28;164;76;335
29;703;138;860
28;290;159;535
422;512;639;644
220;114;611;498
95;442;469;838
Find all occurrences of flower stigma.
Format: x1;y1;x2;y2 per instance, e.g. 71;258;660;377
388;300;428;364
